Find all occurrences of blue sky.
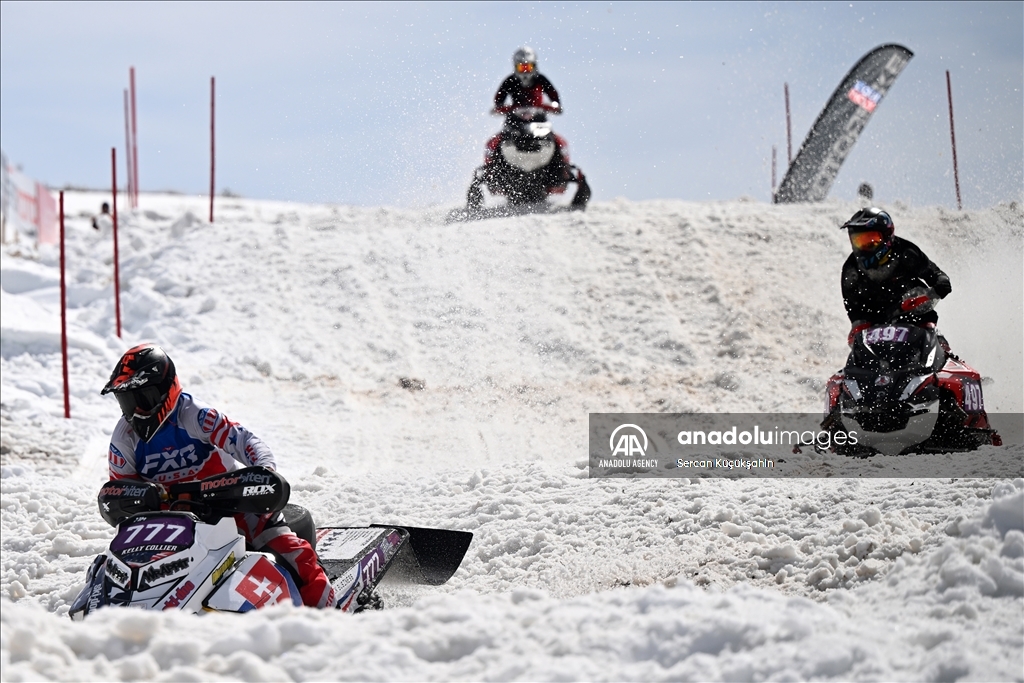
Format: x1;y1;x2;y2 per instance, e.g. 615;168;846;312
1;1;1020;208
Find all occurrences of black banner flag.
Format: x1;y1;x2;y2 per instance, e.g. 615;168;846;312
775;44;913;204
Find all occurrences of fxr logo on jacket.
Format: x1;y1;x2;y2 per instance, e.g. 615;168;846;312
140;444;209;480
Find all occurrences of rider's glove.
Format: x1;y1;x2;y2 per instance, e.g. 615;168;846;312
933;275;952;299
847;322;871;347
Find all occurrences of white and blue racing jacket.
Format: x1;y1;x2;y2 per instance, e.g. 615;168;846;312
108;392;275;484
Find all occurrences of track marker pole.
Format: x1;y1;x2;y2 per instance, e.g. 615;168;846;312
945;70;962;210
124;89;133;208
112;148;122;338
59;191;70;419
130;67;139;207
209;76;215;223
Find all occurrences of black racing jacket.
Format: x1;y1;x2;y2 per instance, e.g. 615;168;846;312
494;73;561;110
841;236;951;326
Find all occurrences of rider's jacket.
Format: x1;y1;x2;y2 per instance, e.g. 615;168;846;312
107;392;275;483
494;73;560;110
841;236;950;326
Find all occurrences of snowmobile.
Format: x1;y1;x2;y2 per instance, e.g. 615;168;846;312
820;287;1000;456
68;467;471;618
447;105;590;222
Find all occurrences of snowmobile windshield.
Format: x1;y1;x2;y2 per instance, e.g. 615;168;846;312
850;230;885;252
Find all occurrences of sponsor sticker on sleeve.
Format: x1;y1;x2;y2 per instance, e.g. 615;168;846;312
197;408;219;434
108;444;128;470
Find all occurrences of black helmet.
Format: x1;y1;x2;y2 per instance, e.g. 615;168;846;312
842;207;895;270
101;344;181;442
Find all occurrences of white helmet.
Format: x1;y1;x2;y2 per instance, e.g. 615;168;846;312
513;46;538;85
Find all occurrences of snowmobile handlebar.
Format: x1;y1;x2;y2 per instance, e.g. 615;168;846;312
899;287;938;312
97;467;290;526
847;287;940;346
888;286;939;323
492;104;561;117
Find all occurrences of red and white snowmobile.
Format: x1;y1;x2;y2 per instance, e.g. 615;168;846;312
69;468;471;618
820;287;1001;456
448;105;590;222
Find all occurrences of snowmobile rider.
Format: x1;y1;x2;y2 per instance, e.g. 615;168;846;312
487;45;573;179
840;207;952;345
493;46;562;122
100;343;336;608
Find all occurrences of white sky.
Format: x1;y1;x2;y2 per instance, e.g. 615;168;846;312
1;1;1021;208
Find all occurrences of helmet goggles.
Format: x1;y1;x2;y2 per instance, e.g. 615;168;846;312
114;385;166;419
849;230;886;252
515;61;535;74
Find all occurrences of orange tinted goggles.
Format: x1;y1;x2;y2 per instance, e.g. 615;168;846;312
515;62;535;73
849;230;885;251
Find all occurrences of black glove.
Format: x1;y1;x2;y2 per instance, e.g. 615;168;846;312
934;275;952;299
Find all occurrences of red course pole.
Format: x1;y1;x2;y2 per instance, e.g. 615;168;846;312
59;191;70;419
784;83;792;165
112;148;122;338
209;76;215;223
124;89;134;208
130;67;139;207
946;70;962;210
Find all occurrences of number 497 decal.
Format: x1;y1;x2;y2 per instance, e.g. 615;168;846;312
864;326;910;344
963;381;984;413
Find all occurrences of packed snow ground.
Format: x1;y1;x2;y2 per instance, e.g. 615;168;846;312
1;192;1022;681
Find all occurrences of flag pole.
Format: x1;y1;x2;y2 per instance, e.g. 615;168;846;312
784;83;792;165
945;70;962;210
